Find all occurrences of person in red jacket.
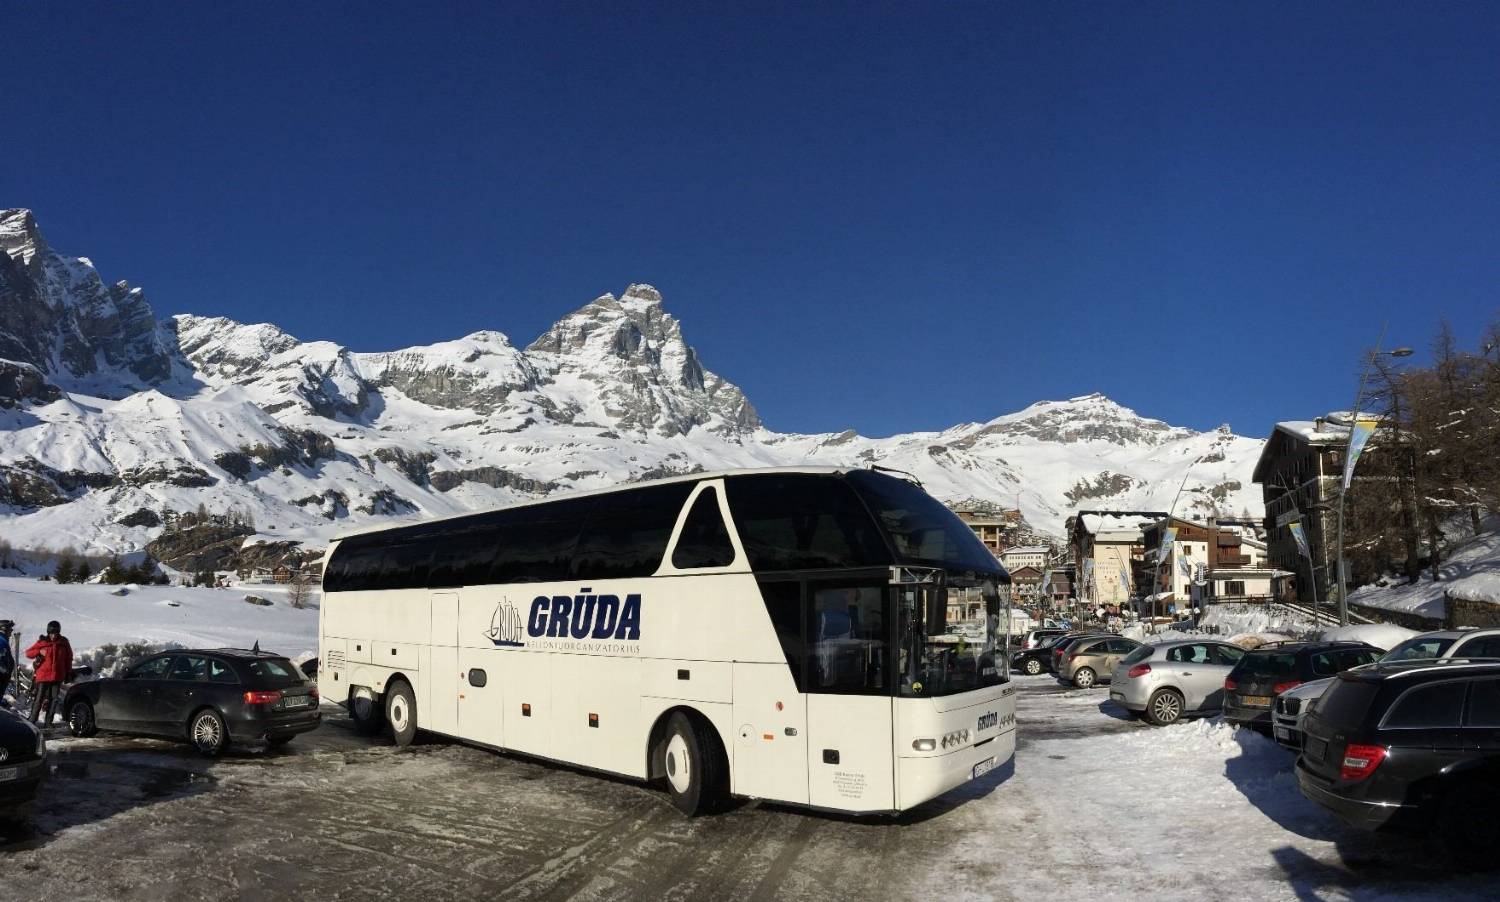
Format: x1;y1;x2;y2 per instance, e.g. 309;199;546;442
26;620;73;726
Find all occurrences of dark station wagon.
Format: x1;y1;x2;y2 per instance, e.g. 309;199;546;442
1222;641;1381;729
62;648;322;756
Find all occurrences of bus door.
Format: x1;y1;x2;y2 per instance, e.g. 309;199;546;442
427;592;460;735
804;579;895;811
457;593;506;749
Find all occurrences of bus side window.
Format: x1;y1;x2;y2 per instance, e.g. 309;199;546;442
671;488;736;569
489;498;593;584
572;483;695;579
806;581;888;695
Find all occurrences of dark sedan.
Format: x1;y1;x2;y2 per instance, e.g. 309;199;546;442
0;707;46;824
62;648;321;756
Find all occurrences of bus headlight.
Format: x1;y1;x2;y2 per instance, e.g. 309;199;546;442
913;738;936;752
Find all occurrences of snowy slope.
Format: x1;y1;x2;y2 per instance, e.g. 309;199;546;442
0;209;1267;555
0;575;318;659
1348;530;1500;620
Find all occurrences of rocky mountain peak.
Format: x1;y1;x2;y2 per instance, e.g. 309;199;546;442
0;209;46;265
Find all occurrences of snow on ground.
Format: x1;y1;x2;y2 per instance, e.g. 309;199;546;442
1199;601;1317;637
932;677;1490;901
1349;530;1500;621
0;575;318;659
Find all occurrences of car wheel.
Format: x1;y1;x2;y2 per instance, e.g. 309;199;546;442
661;711;728;817
385;680;417;748
1023;658;1043;675
189;708;229;757
68;699;98;737
349;688;384;735
1441;781;1500;869
1146;688;1184;726
1072;667;1096;689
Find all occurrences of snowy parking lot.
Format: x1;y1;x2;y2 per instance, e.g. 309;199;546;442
2;676;1490;901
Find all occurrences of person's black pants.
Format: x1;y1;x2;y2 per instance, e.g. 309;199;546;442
30;680;60;725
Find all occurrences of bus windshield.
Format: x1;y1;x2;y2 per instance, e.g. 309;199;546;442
845;470;1004;575
896;574;1008;697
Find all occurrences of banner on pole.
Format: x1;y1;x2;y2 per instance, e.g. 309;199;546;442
1341;415;1380;490
1289;520;1312;559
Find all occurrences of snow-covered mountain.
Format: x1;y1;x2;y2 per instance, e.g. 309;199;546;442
0;209;1265;555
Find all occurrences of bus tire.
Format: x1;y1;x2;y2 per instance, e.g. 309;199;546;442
349;687;384;735
661;711;727;817
385;679;417;748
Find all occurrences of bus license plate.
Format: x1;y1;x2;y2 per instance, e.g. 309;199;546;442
972;757;996;779
0;766;19;782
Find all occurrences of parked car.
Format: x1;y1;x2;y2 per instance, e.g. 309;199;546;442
1058;635;1142;689
1020;628;1067;651
63;648;322;756
1296;660;1500;866
1272;630;1426;750
1223;641;1381;730
1109;639;1246;724
1380;627;1500;663
1013;633;1073;675
0;707;46;826
1049;632;1110;674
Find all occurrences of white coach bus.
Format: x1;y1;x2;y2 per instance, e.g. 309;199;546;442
318;467;1016;815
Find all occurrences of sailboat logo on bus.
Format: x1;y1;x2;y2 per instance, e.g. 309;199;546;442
484;599;527;648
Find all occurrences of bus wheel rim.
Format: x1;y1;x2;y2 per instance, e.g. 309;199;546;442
666;733;692;794
391;697;408;732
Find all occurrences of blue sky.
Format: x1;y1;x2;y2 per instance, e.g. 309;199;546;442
4;2;1496;437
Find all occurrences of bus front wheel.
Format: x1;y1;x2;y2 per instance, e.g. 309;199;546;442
386;680;417;748
661;712;727;817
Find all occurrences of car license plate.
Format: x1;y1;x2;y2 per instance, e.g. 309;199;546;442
973;757;997;779
1307;737;1328;761
1274;727;1291;741
1240;695;1271;707
0;766;19;782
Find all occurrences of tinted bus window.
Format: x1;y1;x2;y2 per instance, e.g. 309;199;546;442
572;483;695;579
757;579;805;692
844;470;1002;574
672;488;736;569
488;498;593;584
725;474;891;571
429;519;504;588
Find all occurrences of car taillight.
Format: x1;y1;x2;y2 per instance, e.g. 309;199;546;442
1127;663;1152;678
244;690;283;705
1340;743;1388;782
1273;681;1303;694
1224;678;1238;691
308;685;319;700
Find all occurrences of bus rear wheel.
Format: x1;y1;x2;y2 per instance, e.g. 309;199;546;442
349;688;384;735
661;712;727;817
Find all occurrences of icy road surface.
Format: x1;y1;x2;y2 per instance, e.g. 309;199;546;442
1;677;1489;901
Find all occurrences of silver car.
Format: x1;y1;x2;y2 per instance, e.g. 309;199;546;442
1108;639;1246;725
1058;636;1141;689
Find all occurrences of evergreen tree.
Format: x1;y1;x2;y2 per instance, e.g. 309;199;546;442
77;560;93;583
103;554;125;584
55;556;76;584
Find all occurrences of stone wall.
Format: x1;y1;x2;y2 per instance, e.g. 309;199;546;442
1446;596;1500;630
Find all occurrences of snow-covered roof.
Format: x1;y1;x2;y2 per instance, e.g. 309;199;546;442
1002;545;1050;555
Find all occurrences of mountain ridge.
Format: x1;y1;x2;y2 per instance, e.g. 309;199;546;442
0;209;1266;554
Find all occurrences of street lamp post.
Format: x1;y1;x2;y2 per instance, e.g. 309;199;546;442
1332;335;1414;625
1147;453;1209;634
